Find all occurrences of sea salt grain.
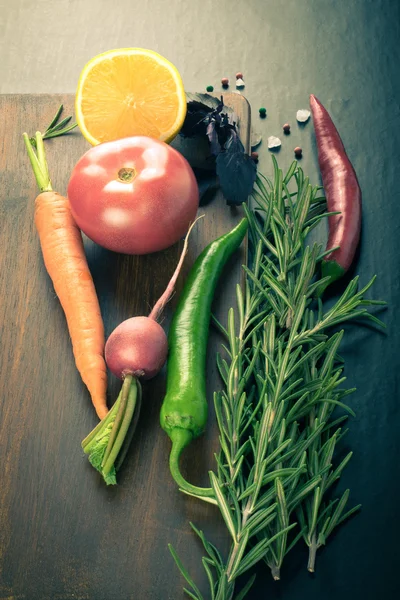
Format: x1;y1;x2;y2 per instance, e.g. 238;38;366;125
251;128;262;149
296;109;311;123
268;136;281;150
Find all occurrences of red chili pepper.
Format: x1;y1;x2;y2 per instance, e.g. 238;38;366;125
310;94;362;289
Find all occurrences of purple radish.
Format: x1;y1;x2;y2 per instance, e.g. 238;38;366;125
106;317;168;380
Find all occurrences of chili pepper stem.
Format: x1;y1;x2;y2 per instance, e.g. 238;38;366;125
169;429;215;501
315;260;346;297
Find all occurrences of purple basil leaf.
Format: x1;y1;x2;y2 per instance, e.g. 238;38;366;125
216;133;257;205
185;93;221;111
180;94;222;137
206;121;222;155
180;109;209;137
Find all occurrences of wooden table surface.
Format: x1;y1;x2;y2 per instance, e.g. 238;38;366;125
0;92;250;600
1;4;400;598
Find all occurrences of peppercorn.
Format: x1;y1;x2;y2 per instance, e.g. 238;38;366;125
294;146;303;158
221;77;229;87
251;151;259;162
259;107;267;118
283;123;291;134
206;85;214;92
236;72;243;80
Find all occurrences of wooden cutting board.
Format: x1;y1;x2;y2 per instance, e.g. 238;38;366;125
0;93;250;599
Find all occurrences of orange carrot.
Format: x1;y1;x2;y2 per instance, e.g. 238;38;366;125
35;191;108;419
23;124;108;419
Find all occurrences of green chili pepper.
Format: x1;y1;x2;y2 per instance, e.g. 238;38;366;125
160;217;248;500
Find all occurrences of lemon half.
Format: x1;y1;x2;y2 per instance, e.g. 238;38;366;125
75;48;187;145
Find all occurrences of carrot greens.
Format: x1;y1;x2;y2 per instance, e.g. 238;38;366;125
170;156;384;599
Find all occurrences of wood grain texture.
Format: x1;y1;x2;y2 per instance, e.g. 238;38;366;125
0;93;250;600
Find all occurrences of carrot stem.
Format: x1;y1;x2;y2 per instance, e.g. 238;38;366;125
35;131;51;189
23;132;52;192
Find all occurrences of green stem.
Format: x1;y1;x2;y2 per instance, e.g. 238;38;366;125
23;131;52;192
81;377;140;483
169;429;216;503
115;379;142;471
307;531;318;572
101;374;133;468
23;104;77;192
215;573;235;600
35;131;49;182
270;565;281;581
81;396;121;452
102;378;138;476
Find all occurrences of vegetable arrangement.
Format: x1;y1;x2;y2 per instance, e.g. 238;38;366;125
21;45;384;599
167;156;384;599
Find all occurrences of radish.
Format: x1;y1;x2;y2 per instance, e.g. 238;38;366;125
106;317;168;380
81;216;203;484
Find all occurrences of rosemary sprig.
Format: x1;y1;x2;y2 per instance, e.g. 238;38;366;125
170;157;384;598
29;104;78;147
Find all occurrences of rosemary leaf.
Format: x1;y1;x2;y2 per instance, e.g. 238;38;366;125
232;524;297;580
209;472;238;543
233;574;257;600
168;545;204;600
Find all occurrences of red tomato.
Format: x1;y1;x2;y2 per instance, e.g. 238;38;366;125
67;136;199;255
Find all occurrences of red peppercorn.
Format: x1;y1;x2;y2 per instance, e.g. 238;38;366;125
221;77;229;87
283;123;291;134
294;146;303;158
236;72;243;80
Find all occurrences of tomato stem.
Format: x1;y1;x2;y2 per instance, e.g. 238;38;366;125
118;167;136;182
